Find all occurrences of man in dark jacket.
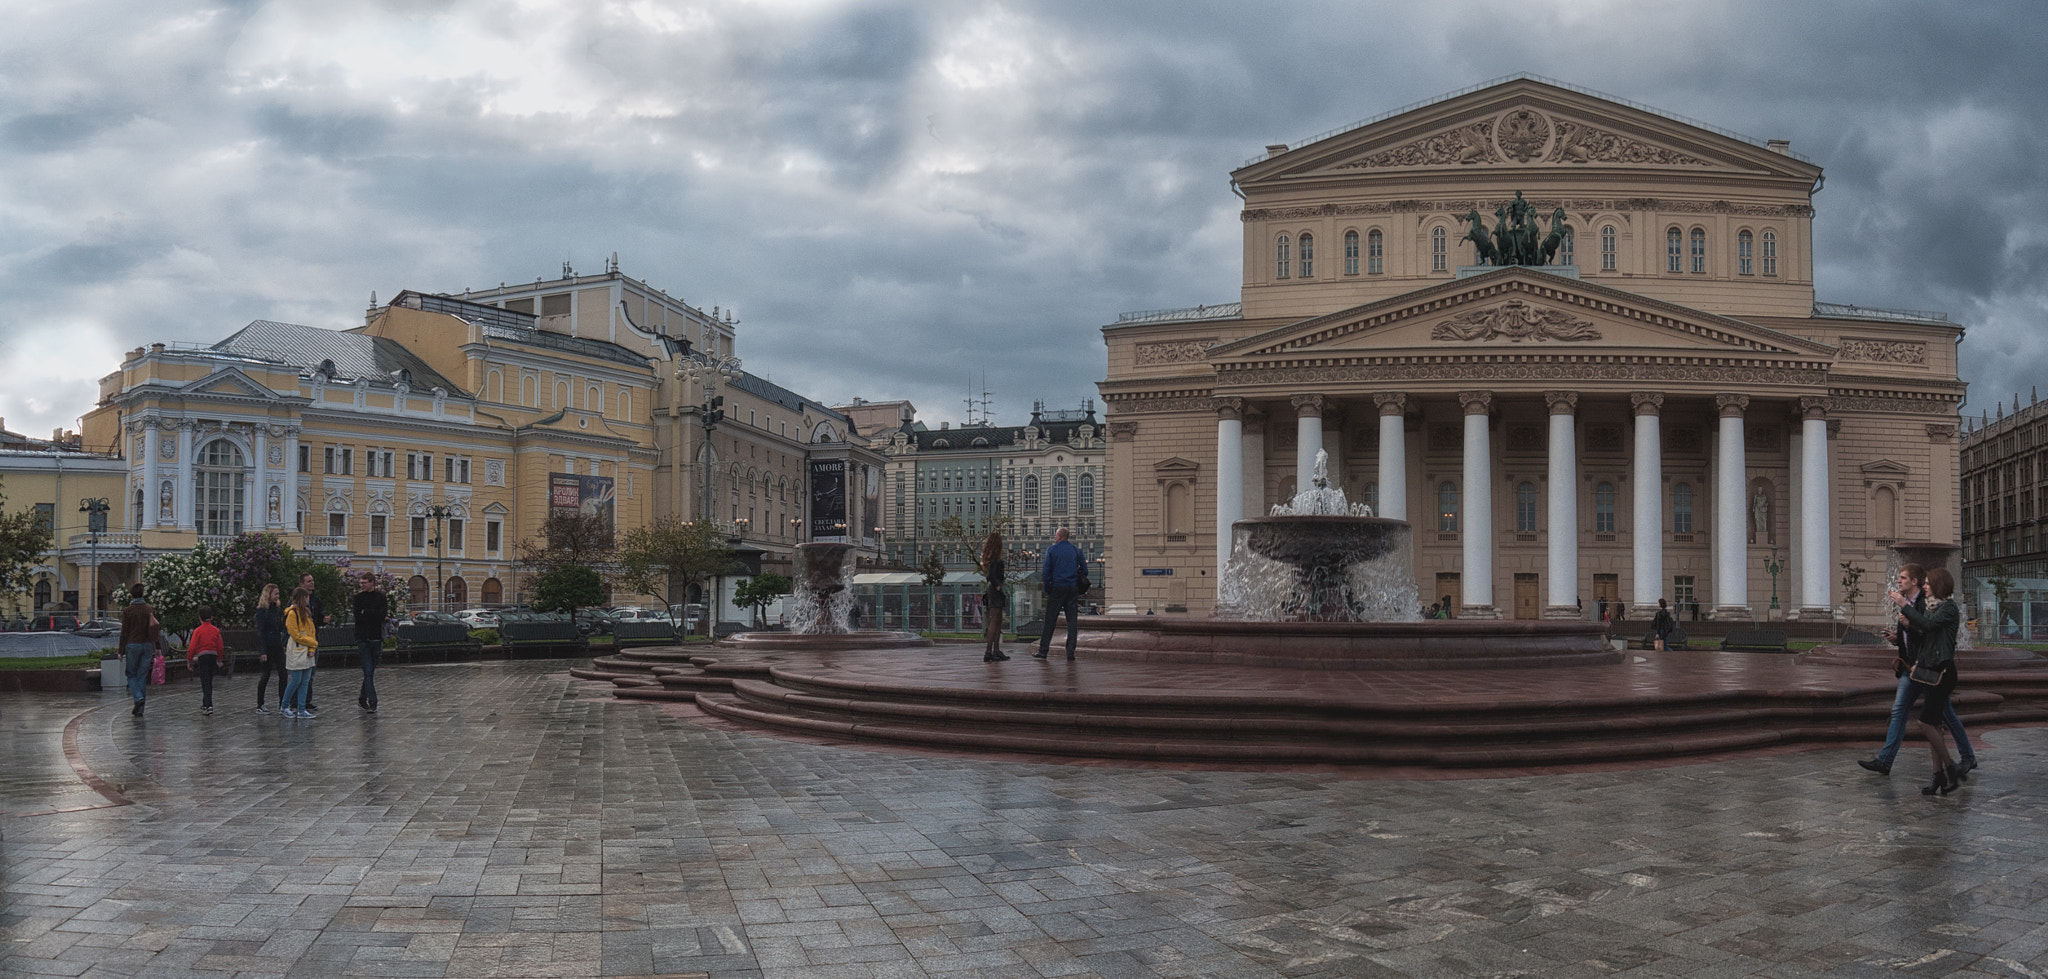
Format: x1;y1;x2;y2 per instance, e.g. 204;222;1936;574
1035;527;1086;661
351;575;386;713
1858;564;1977;776
117;583;159;716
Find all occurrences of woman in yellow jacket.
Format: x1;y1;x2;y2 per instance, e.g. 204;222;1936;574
282;587;320;719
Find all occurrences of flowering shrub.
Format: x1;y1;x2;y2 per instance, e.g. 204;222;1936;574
141;532;351;631
336;555;407;618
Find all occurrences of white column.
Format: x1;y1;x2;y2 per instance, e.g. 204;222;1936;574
1713;394;1750;618
1291;394;1325;493
1241;409;1266;518
141;424;161;528
1214;398;1245;581
1374;393;1406;522
1544;392;1578;618
1798;398;1832;618
1630;393;1665;617
1460;391;1497;618
175;422;196;531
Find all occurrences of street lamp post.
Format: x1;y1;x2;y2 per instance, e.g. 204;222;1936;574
425;503;450;613
677;354;741;525
78;498;108;618
1764;547;1784;619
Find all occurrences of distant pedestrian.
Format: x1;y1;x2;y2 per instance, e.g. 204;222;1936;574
252;584;288;713
1651;599;1675;652
117;583;159;717
298;572;325;712
1035;527;1085;661
979;532;1010;662
351;575;385;713
282;587;319;720
186;607;224;716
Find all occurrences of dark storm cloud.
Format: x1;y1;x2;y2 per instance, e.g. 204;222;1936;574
3;0;2045;439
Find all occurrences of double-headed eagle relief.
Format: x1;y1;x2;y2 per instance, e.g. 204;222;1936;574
1462;191;1572;266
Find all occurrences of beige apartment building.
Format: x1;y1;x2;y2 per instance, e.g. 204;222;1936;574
1099;77;1965;623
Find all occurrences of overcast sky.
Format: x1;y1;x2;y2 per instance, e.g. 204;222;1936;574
3;1;2044;445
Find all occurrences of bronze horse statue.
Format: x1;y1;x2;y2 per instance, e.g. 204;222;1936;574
1461;210;1497;265
1539;207;1572;265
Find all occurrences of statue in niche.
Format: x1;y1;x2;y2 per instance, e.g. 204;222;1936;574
159;479;174;521
1750;486;1772;544
267;486;282;525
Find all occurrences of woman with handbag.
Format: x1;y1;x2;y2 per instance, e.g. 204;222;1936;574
979;532;1010;662
252;584;288;713
1893;567;1963;795
281;587;320;720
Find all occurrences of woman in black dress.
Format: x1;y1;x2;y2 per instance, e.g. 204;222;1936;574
1894;567;1963;796
979;532;1010;662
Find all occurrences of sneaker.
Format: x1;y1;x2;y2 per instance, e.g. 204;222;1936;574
303;707;317;717
255;704;270;714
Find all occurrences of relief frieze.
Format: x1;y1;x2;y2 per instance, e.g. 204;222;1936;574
1548;120;1710;166
1338;120;1501;168
1228;362;1819;388
1432;299;1602;343
1836;338;1928;365
1134;339;1220;366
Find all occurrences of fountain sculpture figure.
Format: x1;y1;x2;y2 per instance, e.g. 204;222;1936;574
721;541;932;650
1217;451;1418;622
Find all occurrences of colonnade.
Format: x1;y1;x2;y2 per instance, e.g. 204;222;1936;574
1213;391;1835;620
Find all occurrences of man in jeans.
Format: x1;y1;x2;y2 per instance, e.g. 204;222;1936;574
351;574;386;713
1035;527;1085;661
117;583;158;717
1859;563;1978;776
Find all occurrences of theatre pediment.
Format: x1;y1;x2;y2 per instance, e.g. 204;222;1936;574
1211;270;1833;363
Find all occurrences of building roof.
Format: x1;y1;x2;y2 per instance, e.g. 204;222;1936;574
903;416;1099;454
211;320;465;395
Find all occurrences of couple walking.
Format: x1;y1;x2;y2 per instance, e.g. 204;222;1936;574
1858;563;1976;795
978;526;1088;662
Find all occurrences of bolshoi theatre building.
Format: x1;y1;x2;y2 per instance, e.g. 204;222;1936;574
1097;77;1965;622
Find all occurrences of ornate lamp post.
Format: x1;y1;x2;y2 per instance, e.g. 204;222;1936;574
78;498;108;618
425;503;450;612
677;354;741;524
1763;547;1784;618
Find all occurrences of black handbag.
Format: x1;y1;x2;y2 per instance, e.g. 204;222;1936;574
1908;663;1944;686
1075;569;1091;595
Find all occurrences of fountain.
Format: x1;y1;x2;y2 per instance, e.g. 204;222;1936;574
720;542;930;650
1077;450;1617;669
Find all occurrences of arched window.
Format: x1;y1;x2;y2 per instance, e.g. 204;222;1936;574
133;487;145;528
446;575;468;608
1689;228;1707;273
481;577;503;605
1738;230;1754;275
1595;482;1617;533
1600;225;1617;271
1438;481;1460;533
1666;227;1683;273
1275;235;1291;279
1559;229;1574;267
1762;230;1778;276
1023;475;1039;512
1516;482;1538;533
195;439;246;537
520;374;536;406
1368;229;1384;274
554;379;569;409
35;578;51;609
409;574;429;609
487;369;502;403
1673;482;1694;534
1079;474;1094;511
1052;474;1069;511
1297;233;1313;278
619;389;633;421
1361;481;1378;513
1344;231;1360;275
1431;226;1448;271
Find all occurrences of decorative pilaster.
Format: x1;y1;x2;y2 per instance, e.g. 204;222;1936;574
142;423;161;529
1459;391;1498;618
1374;393;1406;522
1712;394;1750;618
174;421;196;531
1630;393;1666;619
1543;392;1578;618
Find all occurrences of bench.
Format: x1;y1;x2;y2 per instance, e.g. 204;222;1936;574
394;622;482;661
1639;627;1689;651
1840;629;1885;646
1719;628;1789;653
500;619;589;658
611;620;679;648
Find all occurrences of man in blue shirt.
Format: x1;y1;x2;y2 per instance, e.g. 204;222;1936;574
1036;527;1086;660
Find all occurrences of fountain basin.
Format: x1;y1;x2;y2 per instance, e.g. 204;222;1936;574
1219;515;1418;622
719;630;932;651
1075;616;1620;670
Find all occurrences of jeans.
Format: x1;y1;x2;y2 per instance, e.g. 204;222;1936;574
194;654;216;708
283;668;311;711
1038;587;1081;657
357;639;380;708
124;642;153;703
1876;672;1976;768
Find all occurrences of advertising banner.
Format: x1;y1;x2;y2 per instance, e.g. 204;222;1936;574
861;464;882;548
808;459;846;541
549;473;616;534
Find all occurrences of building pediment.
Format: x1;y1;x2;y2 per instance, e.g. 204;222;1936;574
1235;77;1821;184
176;367;291;402
1210;268;1834;363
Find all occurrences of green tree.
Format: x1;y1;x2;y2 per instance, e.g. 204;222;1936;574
1838;561;1866;635
617;517;737;634
517;510;616;571
0;478;55;610
918;550;947;588
732;572;792;629
531;564;606;616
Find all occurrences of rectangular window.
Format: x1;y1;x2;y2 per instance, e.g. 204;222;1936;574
1600;226;1616;271
33;503;54;534
1690;229;1706;274
1667;229;1683;273
341;448;353;475
422;454;433;480
411;516;427;549
445;457;455;482
323;447;335;474
1673;576;1696;617
370;514;387;550
327;513;345;538
459;459;470;484
1762;233;1778;276
298;445;311;473
487;519;502;553
1344;233;1359;275
1368;232;1384;274
406;453;418;480
447;518;464;553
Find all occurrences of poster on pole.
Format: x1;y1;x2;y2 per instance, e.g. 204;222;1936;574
808;459;846;541
549;473;616;534
861;464;882;549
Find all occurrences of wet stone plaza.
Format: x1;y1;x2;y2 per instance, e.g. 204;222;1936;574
6;658;2048;978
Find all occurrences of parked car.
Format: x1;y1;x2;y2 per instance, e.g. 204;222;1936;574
611;607;677;629
397;611;464;629
29;613;80;632
70;617;122;639
573;608;616;636
454;608;500;630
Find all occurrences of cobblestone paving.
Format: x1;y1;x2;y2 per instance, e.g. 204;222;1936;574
5;659;2048;978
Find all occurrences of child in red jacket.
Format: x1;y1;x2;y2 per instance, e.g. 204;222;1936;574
186;608;224;716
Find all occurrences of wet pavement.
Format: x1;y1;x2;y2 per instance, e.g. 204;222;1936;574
5;657;2048;978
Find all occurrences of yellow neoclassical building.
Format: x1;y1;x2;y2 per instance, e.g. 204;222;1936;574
1098;77;1965;622
65;264;885;616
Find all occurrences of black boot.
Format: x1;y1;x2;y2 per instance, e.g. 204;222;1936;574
1921;768;1951;796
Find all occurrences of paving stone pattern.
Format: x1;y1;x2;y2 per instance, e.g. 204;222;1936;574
5;659;2048;978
